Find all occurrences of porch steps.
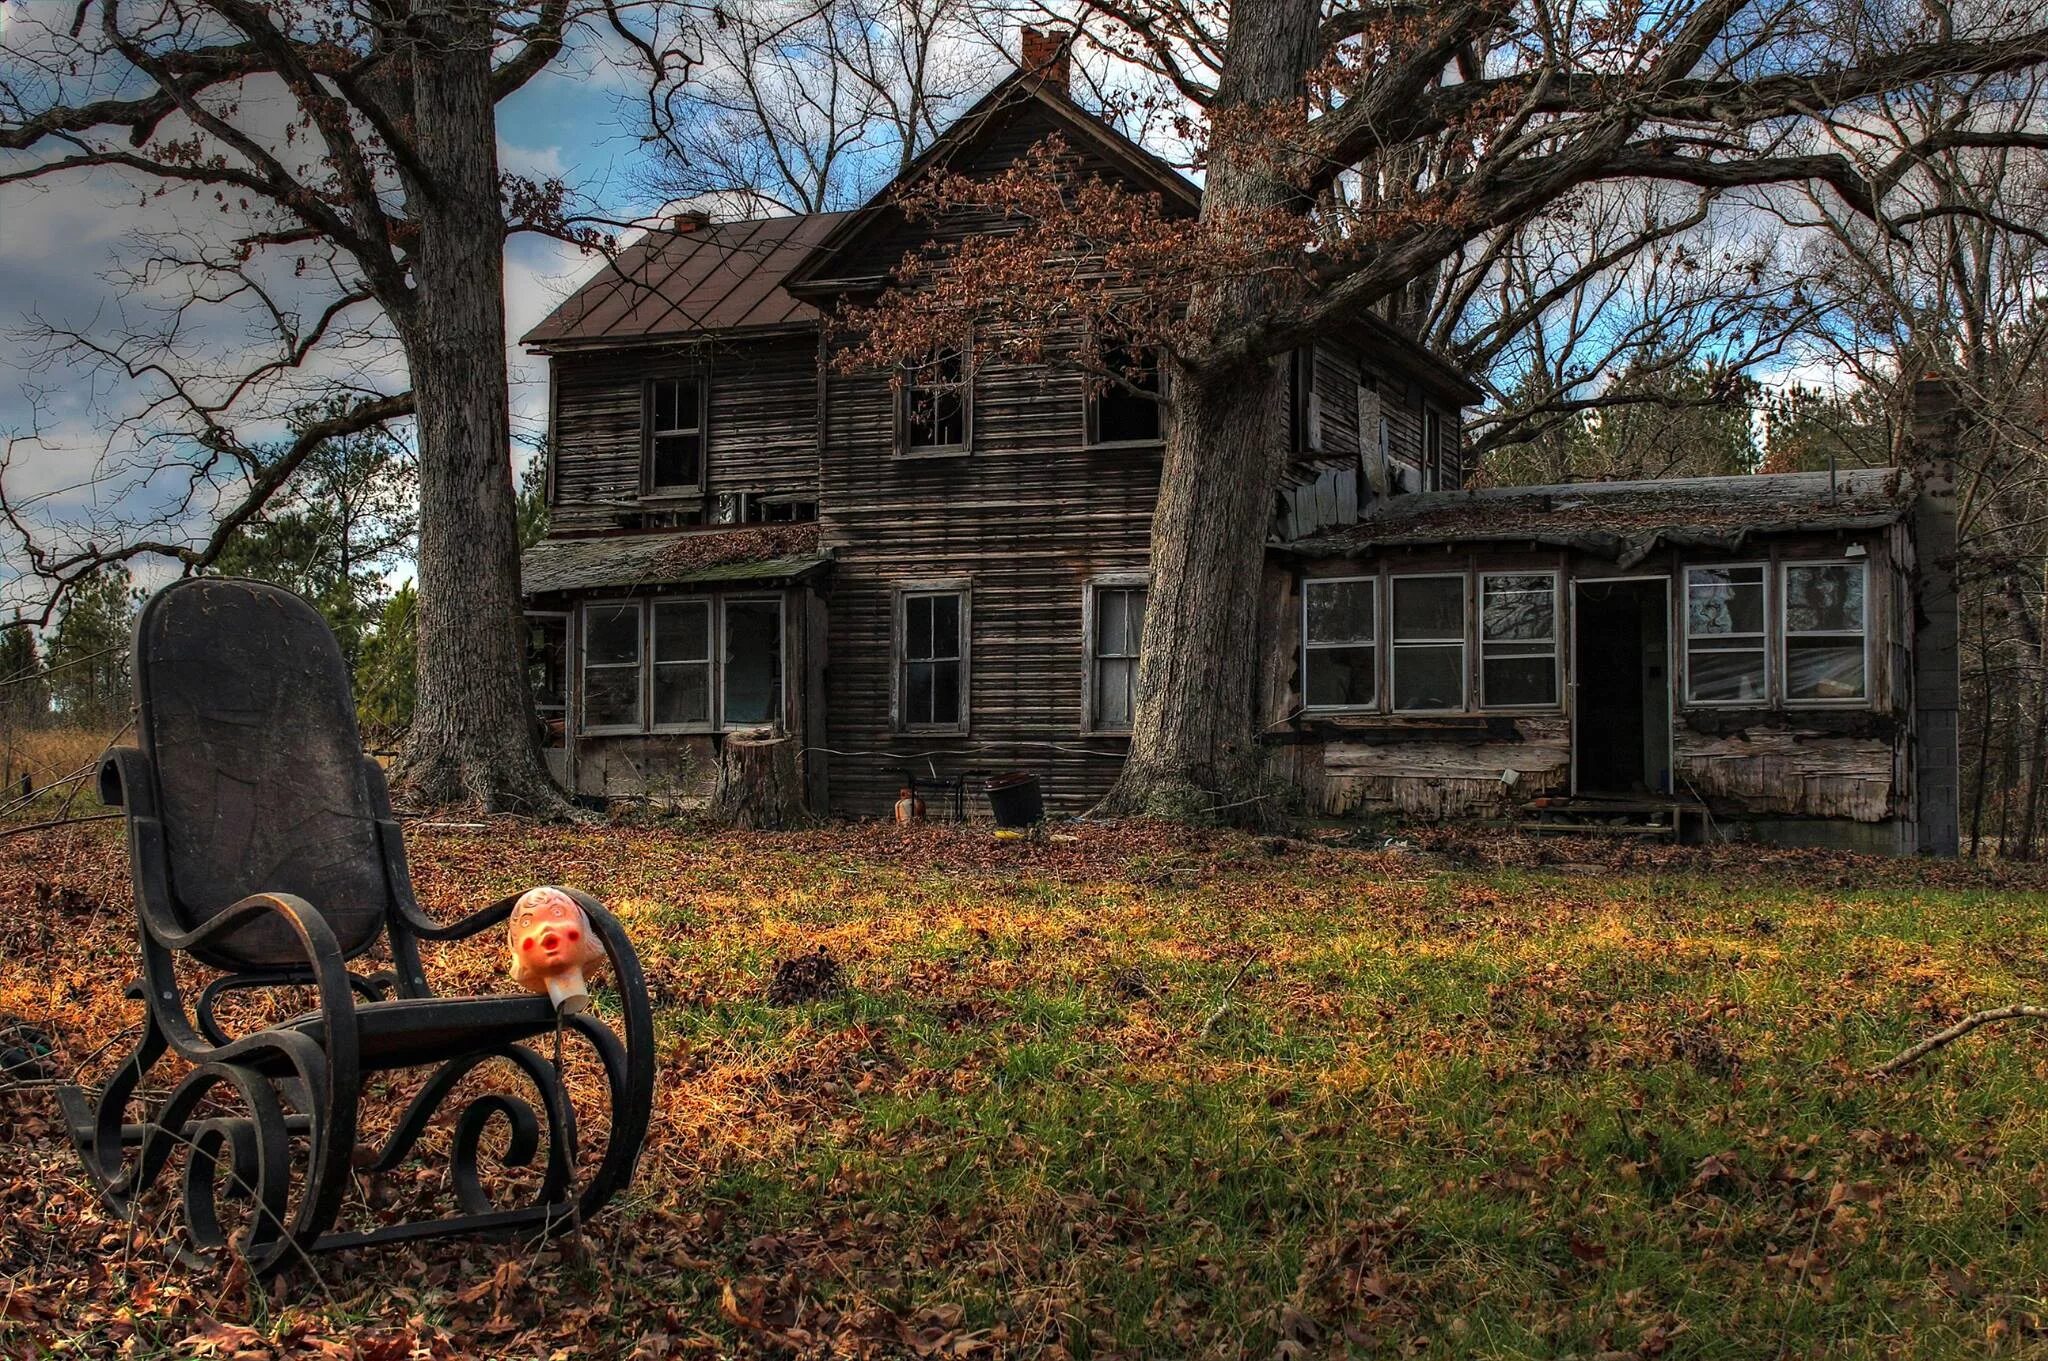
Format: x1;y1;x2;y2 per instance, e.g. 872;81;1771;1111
1501;795;1707;842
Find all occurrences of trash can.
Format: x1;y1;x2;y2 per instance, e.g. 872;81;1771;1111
983;772;1045;828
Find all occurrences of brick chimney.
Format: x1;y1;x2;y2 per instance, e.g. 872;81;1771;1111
1020;26;1071;90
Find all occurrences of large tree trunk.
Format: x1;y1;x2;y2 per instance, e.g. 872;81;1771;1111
1098;0;1319;824
386;3;570;816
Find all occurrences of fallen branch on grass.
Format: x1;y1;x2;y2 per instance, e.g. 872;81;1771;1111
1869;1004;2048;1077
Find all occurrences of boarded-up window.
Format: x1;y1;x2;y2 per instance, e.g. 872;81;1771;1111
1686;565;1768;704
1481;573;1558;708
1089;584;1147;730
1783;561;1867;702
647;377;704;491
652;600;712;728
900;590;965;729
1303;577;1375;709
721;598;784;727
1392;575;1465;711
581;601;642;731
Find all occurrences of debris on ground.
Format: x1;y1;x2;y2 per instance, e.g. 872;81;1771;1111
765;947;848;1005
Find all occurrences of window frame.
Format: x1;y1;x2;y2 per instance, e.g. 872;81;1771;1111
577;598;647;736
717;594;788;731
1478;571;1562;711
643;375;707;496
893;579;972;734
1780;557;1872;708
895;341;973;458
525;609;571;749
1682;561;1772;708
1083;572;1151;733
647;598;716;734
1288;347;1322;453
1389;571;1470;714
1300;574;1379;714
1083;344;1166;449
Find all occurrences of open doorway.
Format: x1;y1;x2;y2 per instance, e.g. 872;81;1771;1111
1573;579;1671;796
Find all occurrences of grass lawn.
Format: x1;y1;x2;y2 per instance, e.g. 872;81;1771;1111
5;820;2048;1358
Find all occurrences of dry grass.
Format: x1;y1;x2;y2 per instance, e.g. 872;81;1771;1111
5;820;2048;1358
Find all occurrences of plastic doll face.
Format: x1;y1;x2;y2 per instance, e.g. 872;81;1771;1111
509;887;601;982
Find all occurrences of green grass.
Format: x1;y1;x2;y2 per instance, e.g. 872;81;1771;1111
9;823;2048;1356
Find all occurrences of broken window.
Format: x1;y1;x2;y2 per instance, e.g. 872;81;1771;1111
1481;573;1558;707
900;589;965;730
580;601;643;731
1086;345;1163;445
1783;560;1867;702
1303;577;1375;709
1685;564;1768;703
1391;575;1465;711
713;491;819;525
525;613;569;748
1288;348;1321;453
651;600;713;727
900;345;969;453
647;377;704;492
721;597;784;727
1088;582;1147;730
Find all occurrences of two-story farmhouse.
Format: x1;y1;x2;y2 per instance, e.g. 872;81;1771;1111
520;39;1960;852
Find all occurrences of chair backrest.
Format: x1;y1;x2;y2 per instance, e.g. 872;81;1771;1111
132;578;391;969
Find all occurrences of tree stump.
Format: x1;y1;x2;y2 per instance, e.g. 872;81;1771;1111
710;729;807;829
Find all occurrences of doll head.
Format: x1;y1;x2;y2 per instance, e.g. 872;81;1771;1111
508;886;606;1012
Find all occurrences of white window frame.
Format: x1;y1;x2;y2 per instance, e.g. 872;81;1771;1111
1083;346;1166;449
578;598;646;736
1300;575;1378;713
1683;562;1771;707
1083;573;1150;732
1780;557;1871;707
1479;571;1561;711
645;375;706;495
718;594;788;731
648;598;716;733
893;579;971;734
1389;572;1469;714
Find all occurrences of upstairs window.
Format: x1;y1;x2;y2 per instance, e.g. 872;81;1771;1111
899;345;969;454
1302;577;1375;710
1480;573;1559;707
1685;564;1768;704
1086;345;1164;445
1783;560;1867;702
898;587;967;730
1087;581;1148;731
1422;409;1443;489
1391;574;1466;711
646;377;705;493
713;491;818;524
1288;348;1321;452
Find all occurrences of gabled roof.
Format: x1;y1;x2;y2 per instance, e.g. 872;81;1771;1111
1282;467;1914;569
781;70;1201;296
523;212;850;351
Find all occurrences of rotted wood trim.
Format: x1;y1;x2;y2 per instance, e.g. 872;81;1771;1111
1680;707;1903;741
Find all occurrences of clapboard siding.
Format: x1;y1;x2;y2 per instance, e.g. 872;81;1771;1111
819;361;1158;815
549;335;821;531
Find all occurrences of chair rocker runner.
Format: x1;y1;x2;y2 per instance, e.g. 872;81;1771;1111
58;578;655;1274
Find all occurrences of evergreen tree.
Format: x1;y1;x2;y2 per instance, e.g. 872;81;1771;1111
355;584;419;746
45;568;136;731
0;626;50;736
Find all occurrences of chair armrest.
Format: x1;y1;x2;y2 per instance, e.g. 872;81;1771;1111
98;747;152;813
143;893;360;1069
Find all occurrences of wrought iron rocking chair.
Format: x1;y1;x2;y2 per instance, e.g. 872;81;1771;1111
58;578;655;1274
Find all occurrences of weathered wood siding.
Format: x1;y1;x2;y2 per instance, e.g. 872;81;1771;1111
818;354;1157;816
1269;534;1917;835
549;334;821;532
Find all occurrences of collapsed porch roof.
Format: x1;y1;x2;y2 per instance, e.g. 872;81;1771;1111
1280;467;1915;569
522;525;829;597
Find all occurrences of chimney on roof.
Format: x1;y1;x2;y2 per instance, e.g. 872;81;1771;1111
672;208;711;234
1020;26;1071;91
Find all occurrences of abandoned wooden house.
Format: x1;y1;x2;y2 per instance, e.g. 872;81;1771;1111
519;38;1960;852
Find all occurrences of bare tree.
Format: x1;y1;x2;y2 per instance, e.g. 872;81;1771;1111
836;0;2048;821
642;0;982;214
0;0;696;812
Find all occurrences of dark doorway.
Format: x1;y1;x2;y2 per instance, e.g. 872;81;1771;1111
1573;579;1671;796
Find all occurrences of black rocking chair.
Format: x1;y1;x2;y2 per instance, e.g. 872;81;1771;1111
58;578;655;1274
